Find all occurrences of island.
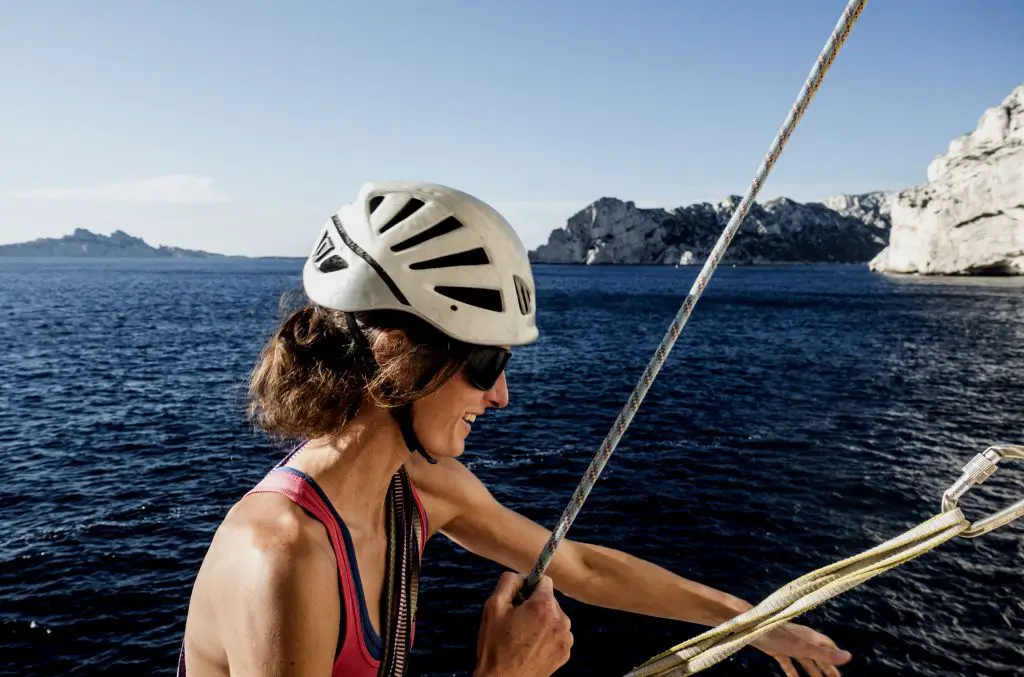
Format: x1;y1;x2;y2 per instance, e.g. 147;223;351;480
528;192;893;266
0;228;230;258
530;83;1023;275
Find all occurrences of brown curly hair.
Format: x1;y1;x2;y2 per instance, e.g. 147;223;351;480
247;292;472;442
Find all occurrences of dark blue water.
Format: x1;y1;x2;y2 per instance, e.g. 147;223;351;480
2;259;1022;677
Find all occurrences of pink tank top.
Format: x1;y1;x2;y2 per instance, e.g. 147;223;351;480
176;458;428;677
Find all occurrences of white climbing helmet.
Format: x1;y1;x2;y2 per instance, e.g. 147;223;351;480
302;181;538;346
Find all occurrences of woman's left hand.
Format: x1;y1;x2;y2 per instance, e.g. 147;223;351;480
749;621;853;676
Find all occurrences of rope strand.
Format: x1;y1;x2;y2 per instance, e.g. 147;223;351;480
521;0;869;598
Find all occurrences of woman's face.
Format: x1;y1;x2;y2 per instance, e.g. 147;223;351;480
411;364;509;458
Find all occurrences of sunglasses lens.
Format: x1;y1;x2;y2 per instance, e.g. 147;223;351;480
465;348;510;390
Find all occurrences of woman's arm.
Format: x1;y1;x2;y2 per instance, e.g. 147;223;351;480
409;457;852;677
410;456;746;626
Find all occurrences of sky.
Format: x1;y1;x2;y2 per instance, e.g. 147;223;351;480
1;0;1022;257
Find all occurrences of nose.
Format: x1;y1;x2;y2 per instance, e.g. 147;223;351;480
486;371;509;409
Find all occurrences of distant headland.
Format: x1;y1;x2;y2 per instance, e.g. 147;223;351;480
0;228;234;259
530;83;1024;275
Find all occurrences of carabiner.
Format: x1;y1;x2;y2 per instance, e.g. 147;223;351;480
941;444;1024;539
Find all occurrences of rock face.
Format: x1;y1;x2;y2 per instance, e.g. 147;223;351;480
821;192;894;233
870;84;1024;275
0;228;226;258
529;192;892;266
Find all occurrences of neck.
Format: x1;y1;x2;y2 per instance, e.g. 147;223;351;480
291;407;409;532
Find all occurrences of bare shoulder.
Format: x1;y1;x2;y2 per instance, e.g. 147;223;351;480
403;455;496;536
216;491;337;579
185;493;339;676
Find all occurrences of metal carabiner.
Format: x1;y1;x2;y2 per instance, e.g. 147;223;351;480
941;444;1024;539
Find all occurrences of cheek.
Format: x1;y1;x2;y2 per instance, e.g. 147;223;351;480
436;376;480;411
411;392;472;455
417;378;480;431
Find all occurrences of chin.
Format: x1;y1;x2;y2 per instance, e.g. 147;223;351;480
419;438;465;460
439;441;467;458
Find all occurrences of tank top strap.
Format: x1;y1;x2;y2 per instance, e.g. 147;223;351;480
245;468;382;674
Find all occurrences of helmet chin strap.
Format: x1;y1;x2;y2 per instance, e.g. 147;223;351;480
390;402;437;465
345;312;438;464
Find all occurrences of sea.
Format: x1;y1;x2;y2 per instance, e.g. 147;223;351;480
1;258;1022;677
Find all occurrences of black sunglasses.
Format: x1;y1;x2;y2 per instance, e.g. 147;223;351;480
462;346;511;391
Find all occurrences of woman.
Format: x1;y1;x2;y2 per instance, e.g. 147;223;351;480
178;181;852;677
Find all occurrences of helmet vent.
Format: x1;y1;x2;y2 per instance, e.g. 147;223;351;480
368;195;384;213
391;216;464;253
331;214;411;305
313;230;335;262
313;231;348;272
513;274;533;315
409;247;490;270
378;197;425;234
434;286;503;312
317;254;348;272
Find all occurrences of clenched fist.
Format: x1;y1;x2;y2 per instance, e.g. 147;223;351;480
474;572;574;677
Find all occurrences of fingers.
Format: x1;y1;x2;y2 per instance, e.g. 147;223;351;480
775;656;800;677
808;644;852;666
530;574;555;599
789;624;852;666
488;571;524;606
772;646;846;677
797;658;825;677
528;576;564;624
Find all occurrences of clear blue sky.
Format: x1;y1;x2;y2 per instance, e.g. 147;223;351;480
1;0;1021;256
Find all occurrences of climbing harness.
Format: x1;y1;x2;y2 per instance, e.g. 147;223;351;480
624;444;1024;676
511;0;1024;672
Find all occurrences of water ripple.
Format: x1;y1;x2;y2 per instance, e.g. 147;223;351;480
1;259;1021;676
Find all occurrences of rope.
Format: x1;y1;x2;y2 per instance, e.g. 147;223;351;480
623;510;967;676
625;443;1024;675
521;0;870;598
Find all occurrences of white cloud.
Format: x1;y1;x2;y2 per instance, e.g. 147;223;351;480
12;174;232;204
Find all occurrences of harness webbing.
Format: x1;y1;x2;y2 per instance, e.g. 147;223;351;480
626;443;1024;675
522;0;869;597
624;510;968;676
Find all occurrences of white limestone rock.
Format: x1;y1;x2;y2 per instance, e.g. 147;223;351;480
530;192;893;266
869;84;1024;275
821;192;894;240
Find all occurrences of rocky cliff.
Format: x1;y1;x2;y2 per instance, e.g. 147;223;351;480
529;192;893;266
0;229;226;258
869;84;1024;275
